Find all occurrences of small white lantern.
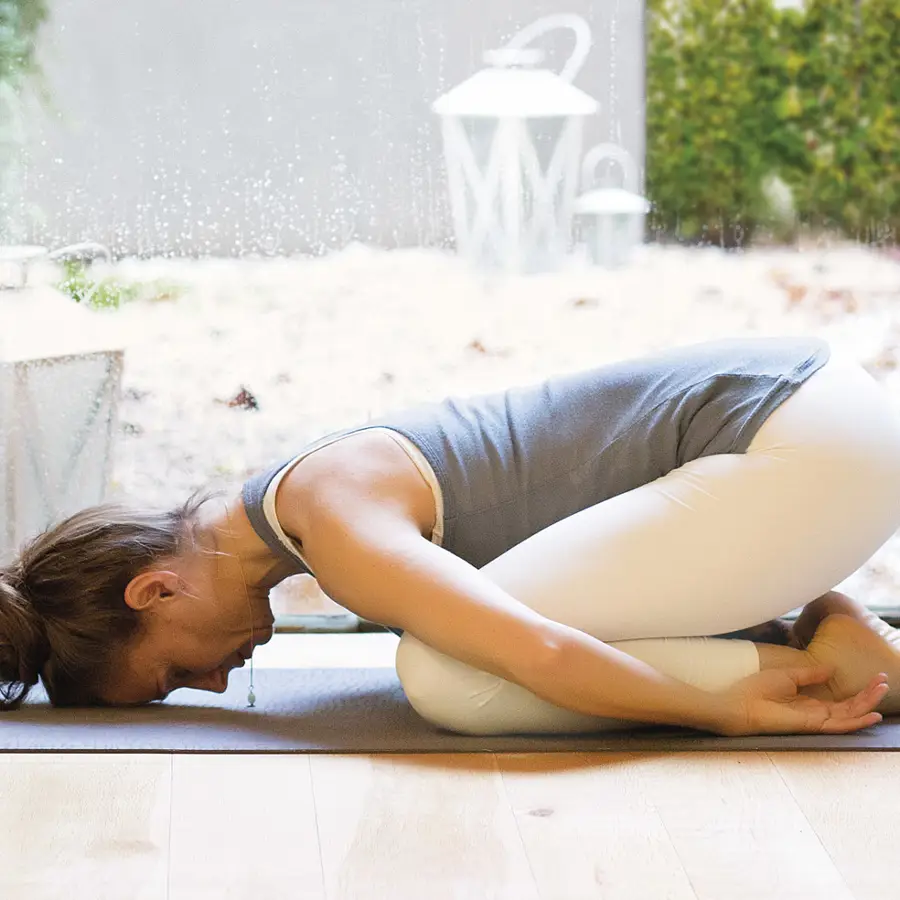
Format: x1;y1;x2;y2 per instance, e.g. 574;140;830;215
574;143;651;268
0;244;124;557
433;14;599;273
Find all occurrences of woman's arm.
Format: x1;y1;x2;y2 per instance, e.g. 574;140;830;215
274;434;731;731
312;513;733;731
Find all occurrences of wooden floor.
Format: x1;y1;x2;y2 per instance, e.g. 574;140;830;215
2;632;899;900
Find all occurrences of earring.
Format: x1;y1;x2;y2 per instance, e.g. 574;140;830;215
248;658;256;708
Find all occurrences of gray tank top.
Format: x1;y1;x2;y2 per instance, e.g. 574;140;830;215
243;336;829;634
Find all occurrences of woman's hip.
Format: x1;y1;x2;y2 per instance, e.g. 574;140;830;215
464;348;900;638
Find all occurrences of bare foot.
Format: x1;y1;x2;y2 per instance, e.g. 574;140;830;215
790;590;900;650
805;613;900;717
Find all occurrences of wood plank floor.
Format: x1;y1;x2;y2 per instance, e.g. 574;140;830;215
1;633;898;900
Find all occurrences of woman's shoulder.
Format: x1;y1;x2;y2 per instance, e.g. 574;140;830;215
276;429;438;541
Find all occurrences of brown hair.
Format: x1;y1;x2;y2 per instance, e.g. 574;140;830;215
0;494;210;710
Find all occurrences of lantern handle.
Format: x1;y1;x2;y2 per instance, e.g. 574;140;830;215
502;14;592;84
581;143;639;191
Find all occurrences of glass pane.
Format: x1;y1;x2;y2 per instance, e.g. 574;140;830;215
2;0;898;637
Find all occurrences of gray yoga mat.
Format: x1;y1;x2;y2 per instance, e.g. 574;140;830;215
2;666;899;753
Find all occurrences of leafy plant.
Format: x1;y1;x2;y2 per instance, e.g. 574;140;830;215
646;0;789;246
0;0;49;242
0;0;48;90
646;0;900;246
778;0;900;243
56;259;185;310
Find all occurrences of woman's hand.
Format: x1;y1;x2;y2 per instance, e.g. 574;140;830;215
713;666;889;736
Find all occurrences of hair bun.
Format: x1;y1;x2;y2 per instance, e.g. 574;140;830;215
0;567;50;708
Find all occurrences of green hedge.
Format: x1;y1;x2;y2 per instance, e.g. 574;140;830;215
646;0;900;245
0;0;48;241
0;0;47;90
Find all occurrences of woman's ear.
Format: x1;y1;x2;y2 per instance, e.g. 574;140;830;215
123;569;182;612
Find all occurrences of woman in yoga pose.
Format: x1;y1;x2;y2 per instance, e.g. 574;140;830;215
3;335;900;737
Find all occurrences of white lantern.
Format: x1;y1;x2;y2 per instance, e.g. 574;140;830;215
0;244;124;557
574;143;651;268
433;14;599;273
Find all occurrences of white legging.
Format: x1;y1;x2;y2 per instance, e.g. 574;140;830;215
394;350;900;735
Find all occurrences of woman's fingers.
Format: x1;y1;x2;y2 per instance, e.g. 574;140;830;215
820;710;883;734
725;669;889;736
835;675;889;718
821;675;889;733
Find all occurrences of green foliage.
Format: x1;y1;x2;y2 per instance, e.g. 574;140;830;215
0;0;48;89
646;0;787;245
57;260;139;310
780;0;900;242
0;1;49;243
56;259;185;310
646;0;900;245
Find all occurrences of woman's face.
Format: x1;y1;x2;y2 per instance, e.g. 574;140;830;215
101;541;275;706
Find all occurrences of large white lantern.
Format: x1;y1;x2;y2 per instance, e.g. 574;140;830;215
0;244;124;557
433;14;599;273
574;143;651;268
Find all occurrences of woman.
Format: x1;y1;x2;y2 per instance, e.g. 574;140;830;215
2;335;900;737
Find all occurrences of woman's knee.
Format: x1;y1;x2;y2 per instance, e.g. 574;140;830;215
394;632;499;734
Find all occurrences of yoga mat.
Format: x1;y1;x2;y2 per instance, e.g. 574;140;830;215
2;667;899;753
